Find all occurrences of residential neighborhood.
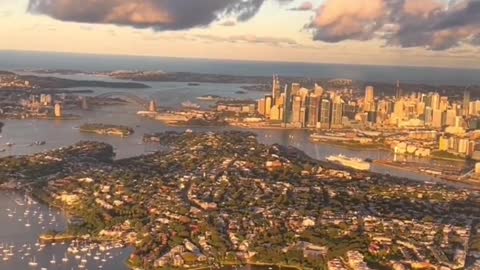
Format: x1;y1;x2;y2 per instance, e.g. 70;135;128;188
1;131;480;269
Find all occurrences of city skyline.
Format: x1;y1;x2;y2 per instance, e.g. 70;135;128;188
1;0;480;69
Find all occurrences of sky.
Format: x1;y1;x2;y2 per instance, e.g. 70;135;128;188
1;0;480;68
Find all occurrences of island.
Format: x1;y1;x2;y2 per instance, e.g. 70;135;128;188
1;131;480;270
79;123;134;137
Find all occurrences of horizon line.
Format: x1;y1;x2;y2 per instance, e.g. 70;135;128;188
2;49;480;72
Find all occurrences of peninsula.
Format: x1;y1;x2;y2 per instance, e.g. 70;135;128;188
1;132;479;270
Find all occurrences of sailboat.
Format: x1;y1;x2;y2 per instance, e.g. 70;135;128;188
29;256;38;266
62;252;68;262
50;254;56;264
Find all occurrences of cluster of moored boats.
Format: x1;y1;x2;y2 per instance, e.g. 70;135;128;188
2;194;123;269
0;240;120;269
7;194;59;230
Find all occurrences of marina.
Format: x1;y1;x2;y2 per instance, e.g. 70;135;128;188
0;192;132;270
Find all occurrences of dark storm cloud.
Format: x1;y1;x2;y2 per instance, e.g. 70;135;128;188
27;0;291;30
308;0;480;50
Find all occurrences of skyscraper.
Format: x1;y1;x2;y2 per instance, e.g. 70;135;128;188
431;93;440;110
272;75;281;102
257;98;266;115
265;95;273;117
424;106;433;126
463;89;470;117
331;100;344;128
364;86;375;112
307;94;320;128
291;95;302;124
432;109;444;128
395;80;402;99
319;99;332;129
291;83;301;96
365;86;374;102
283;84;291;124
314;84;324;97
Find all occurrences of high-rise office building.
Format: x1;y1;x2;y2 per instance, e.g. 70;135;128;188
395;80;402;99
393;99;406;120
270;105;281;120
364;86;375;112
319;99;332;129
272;75;281;102
298;88;310;105
463;89;471;117
265;95;273;117
365;86;374;102
257;98;266;115
446;109;457;126
291;83;301;96
283;85;291;124
291;95;302;124
432;109;444;128
307;94;320;128
331;100;344;127
300;107;307;127
424;106;433;125
314;84;324;97
431;93;440;110
439;96;449;111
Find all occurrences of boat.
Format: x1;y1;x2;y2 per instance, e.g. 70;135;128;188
14;198;25;206
326;155;372;171
181;100;201;109
50;254;56;264
62;254;68;262
188;82;200;86
29;256;38;266
196;94;221;101
5;142;14;147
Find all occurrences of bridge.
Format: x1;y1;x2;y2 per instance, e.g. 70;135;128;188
95;92;155;109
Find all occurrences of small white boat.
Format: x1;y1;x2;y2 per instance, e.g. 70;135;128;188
29;256;38;266
62;252;68;262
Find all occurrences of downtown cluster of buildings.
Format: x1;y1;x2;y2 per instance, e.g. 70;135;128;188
257;75;344;128
257;76;479;130
256;76;480;158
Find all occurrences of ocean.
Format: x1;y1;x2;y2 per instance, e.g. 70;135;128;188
0;50;479;86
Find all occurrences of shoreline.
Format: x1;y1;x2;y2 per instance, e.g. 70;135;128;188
373;160;480;190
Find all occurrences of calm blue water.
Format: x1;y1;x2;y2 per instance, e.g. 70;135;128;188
0;50;479;85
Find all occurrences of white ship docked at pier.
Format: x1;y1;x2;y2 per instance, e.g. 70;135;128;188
326;155;371;171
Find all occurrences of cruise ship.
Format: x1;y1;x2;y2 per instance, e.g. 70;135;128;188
326;155;371;171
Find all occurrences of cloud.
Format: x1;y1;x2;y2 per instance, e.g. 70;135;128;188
220;20;236;27
308;0;480;50
28;0;292;30
192;34;302;47
289;2;313;11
